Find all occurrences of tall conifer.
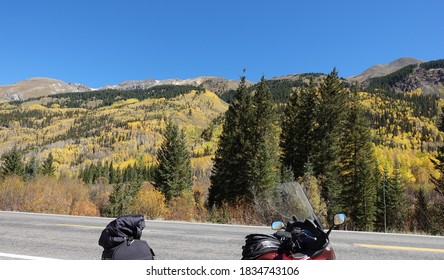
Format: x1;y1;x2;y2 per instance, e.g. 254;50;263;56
250;76;280;198
311;69;349;213
153;118;192;201
209;75;255;206
386;160;407;230
339;102;377;230
281;79;318;179
414;187;432;233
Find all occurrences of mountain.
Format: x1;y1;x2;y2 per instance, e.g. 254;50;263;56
111;76;248;96
0;77;91;102
1;58;443;104
0;76;247;103
349;58;423;83
0;87;228;169
361;59;444;96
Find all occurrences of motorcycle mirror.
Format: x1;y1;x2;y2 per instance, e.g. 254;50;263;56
326;213;347;236
271;221;285;230
333;213;346;226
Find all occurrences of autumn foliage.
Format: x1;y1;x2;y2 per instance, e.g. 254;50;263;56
128;186;169;220
0;175;99;216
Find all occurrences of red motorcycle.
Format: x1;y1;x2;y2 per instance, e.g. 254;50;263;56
242;182;345;260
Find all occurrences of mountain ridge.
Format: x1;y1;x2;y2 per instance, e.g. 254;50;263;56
1;57;443;102
348;57;424;83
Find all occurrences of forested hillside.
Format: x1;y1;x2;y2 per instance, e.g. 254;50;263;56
1;65;444;234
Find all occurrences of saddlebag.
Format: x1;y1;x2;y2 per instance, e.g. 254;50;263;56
241;234;281;260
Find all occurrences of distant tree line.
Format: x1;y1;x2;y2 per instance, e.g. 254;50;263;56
0;146;56;180
365;64;417;93
31;85;204;109
420;59;444;70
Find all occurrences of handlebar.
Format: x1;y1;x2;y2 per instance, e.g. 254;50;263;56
275;230;292;239
275;228;317;242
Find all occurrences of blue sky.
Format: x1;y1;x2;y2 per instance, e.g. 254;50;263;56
0;0;443;88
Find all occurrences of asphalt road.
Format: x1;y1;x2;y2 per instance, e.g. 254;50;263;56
1;211;444;260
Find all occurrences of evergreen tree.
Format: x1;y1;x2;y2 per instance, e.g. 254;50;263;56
209;74;255;206
24;154;39;181
386;160;406;231
153;118;192;201
81;163;94;183
108;161;117;184
339;102;377;231
250;76;280;198
375;165;389;231
414;187;432;233
429;145;444;233
437;105;444;132
281;79;319;179
41;152;56;176
311;69;350;213
105;183;130;217
209;74;281;207
1;146;25;178
430;145;444;199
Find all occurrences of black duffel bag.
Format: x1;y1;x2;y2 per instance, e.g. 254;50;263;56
99;215;155;260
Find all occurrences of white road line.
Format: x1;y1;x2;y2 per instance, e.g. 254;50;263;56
0;252;59;260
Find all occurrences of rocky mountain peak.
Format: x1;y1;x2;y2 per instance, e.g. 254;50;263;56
349;57;423;83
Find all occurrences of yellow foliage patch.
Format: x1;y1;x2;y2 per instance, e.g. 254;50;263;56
129;186;169;220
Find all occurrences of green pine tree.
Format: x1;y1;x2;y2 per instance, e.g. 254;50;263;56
250;76;280;198
414;187;431;233
386;160;406;231
41;152;56;176
105;183;130;217
108;161;117;184
312;69;350;214
209;74;256;206
339;102;377;231
375;165;390;231
24;154;39;181
281;79;319;179
429;145;444;233
1;146;25;178
430;145;444;199
153;118;192;201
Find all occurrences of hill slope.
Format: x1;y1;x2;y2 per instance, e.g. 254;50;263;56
362;59;444;96
0;76;249;103
0;78;91;102
0;88;228;184
349;57;423;83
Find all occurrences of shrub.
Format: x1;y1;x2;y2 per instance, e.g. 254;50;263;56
128;186;169;220
0;175;99;216
87;177;113;216
71;200;100;216
22;176;71;214
0;176;26;211
168;190;196;221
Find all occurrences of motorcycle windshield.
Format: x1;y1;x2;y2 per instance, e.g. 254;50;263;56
269;181;318;224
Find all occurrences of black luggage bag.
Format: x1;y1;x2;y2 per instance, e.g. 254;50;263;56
99;215;155;260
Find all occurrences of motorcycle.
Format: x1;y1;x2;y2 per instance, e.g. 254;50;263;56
241;182;346;260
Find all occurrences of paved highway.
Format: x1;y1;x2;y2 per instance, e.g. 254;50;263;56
1;211;443;260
